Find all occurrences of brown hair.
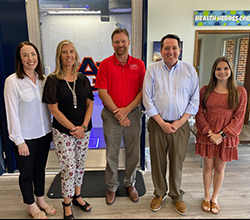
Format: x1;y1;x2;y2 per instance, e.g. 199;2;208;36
111;27;130;42
15;41;44;80
202;56;239;110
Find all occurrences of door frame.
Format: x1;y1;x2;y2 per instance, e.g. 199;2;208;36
193;30;250;124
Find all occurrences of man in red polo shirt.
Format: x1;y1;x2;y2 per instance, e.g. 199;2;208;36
95;27;146;205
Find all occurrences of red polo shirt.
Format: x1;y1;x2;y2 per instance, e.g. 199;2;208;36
95;54;146;108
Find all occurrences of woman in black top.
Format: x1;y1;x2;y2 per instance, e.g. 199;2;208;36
43;39;94;219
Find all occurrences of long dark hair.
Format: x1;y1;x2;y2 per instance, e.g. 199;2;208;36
202;56;239;110
15;41;44;80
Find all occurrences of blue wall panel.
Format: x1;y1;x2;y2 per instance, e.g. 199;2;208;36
0;0;29;174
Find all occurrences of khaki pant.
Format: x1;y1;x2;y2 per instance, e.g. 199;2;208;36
101;106;142;192
148;118;190;202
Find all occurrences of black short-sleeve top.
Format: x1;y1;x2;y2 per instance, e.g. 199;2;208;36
42;73;94;135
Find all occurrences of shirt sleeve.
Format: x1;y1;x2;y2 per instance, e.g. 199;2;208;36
195;86;212;134
4;76;24;145
142;67;159;117
95;60;108;89
223;86;248;137
184;66;200;116
83;74;94;100
42;75;59;104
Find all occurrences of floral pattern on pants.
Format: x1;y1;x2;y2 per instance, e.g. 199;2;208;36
52;128;90;198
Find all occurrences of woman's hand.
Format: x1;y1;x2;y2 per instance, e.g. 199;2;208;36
207;133;223;145
18;143;30;156
70;126;86;139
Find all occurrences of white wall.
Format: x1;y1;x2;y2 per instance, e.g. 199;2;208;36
198;34;219;87
147;0;250;69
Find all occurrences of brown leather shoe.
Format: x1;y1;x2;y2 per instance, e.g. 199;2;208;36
106;190;116;205
126;186;139;202
150;194;167;212
175;201;187;216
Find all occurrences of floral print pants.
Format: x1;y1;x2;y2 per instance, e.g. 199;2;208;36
52;128;90;198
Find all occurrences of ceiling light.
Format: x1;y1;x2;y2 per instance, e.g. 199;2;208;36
109;0;131;13
46;10;101;15
109;8;131;13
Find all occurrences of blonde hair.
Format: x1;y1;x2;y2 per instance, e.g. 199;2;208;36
202;56;239;110
49;39;80;80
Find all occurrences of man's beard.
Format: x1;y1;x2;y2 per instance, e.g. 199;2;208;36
116;47;127;56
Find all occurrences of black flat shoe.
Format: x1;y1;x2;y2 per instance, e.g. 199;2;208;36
62;202;74;219
72;194;91;212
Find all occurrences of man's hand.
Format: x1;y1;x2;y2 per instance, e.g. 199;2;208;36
119;117;131;127
161;122;177;134
113;108;129;122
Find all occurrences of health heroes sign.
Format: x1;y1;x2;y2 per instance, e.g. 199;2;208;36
194;10;250;26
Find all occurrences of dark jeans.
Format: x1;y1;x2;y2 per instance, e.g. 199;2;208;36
12;132;52;204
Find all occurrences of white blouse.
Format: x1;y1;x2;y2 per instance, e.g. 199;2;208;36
4;73;52;146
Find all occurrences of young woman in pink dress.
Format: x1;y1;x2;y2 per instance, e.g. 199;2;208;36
195;56;247;214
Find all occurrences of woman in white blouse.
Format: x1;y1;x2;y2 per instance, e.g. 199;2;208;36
4;41;57;219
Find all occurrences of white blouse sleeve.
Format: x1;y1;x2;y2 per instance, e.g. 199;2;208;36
4;76;24;145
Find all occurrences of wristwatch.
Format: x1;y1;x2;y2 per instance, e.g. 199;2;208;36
220;131;226;138
81;124;87;131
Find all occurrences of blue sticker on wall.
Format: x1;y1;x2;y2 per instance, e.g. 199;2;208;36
194;10;250;26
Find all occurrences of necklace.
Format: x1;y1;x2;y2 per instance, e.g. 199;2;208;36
64;74;77;109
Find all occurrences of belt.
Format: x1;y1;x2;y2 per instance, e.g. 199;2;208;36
104;105;140;113
163;120;175;124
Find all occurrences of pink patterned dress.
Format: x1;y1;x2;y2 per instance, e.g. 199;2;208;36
195;85;247;162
